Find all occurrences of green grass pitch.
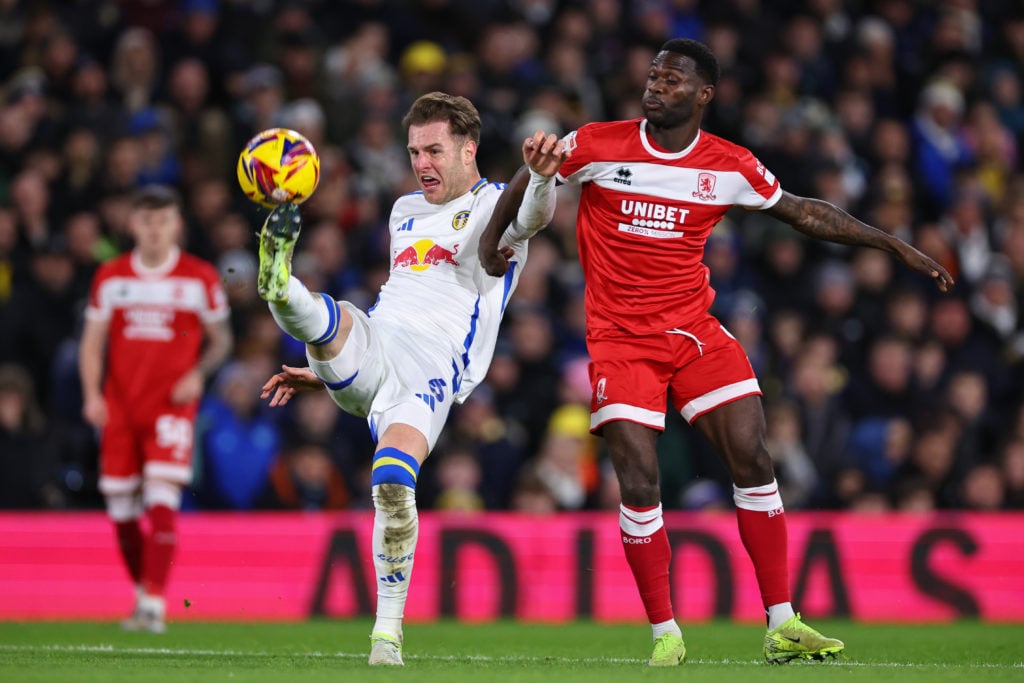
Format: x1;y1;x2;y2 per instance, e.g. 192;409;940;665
1;619;1022;683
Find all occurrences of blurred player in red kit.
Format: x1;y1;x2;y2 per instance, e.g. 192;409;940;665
79;185;233;632
480;38;953;666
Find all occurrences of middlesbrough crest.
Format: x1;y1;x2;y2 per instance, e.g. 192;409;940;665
692;172;717;201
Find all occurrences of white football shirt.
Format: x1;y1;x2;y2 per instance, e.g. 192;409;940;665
370;178;528;402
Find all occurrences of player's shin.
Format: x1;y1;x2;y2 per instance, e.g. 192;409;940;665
139;480;182;626
734;479;795;628
267;278;341;345
619;504;678;633
106;493;144;586
370;448;421;640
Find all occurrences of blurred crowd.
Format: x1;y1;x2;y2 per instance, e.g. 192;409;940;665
2;0;1024;514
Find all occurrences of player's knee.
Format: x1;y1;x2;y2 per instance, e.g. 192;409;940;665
142;479;183;511
371;447;420;488
618;477;661;505
612;459;660;503
308;302;363;366
728;447;774;487
371;447;419;511
105;492;143;522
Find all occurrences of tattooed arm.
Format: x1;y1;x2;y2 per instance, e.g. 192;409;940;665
764;191;955;293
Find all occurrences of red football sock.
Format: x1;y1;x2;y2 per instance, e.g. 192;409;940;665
734;481;790;608
141;505;177;597
114;519;144;585
620;504;674;624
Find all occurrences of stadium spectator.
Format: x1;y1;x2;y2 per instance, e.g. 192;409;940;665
438;382;527;511
109;27;161;114
163;57;234;182
479;37;952;667
843;416;914;492
809;259;865;368
508;460;559;514
128;108;180;187
78;185;232;633
763;399;819;509
277;384;374;503
531;403;598;510
53;127;105;220
909;79;973;219
430;444;485;512
259;439;349;511
0;362;63;509
256;93;563;666
1000;436;1024;509
843;334;917;422
883;283;930;343
500;304;564;456
191;355;280;510
897;420;962;508
959;462;1006;510
13;237;81;410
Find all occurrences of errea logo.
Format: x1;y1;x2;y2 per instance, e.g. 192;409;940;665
613;167;633;186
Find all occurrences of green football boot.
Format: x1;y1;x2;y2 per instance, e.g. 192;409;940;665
649;633;686;666
763;613;844;663
257;203;302;303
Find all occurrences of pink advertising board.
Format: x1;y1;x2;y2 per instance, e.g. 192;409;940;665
0;511;1020;622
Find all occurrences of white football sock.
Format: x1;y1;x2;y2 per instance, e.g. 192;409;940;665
651;619;682;640
767;602;795;630
371;483;418;639
268;277;333;343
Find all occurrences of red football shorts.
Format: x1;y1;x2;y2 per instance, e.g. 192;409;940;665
587;313;761;433
98;402;197;496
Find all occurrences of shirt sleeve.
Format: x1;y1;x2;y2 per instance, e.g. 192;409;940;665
555;127;592;185
734;147;783;210
84;266;112;321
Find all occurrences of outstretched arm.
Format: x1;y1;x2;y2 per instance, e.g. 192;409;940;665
765;191;955;292
478;130;566;277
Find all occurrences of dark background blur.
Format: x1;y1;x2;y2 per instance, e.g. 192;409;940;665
1;0;1023;515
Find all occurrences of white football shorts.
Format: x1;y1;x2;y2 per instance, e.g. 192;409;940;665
307;301;459;451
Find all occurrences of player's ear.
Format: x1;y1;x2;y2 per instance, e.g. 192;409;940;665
463;138;477;165
699;84;715;106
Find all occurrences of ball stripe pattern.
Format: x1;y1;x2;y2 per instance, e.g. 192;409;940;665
237;128;320;208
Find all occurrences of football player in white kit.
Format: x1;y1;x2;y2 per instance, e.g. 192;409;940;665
258;92;565;665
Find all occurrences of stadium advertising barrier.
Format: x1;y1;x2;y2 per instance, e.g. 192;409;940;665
1;511;1021;623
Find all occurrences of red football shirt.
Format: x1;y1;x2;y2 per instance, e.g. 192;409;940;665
557;119;782;333
85;247;229;420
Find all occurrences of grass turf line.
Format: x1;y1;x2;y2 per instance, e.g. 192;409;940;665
1;620;1021;683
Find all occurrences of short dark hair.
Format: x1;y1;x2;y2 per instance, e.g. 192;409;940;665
131;184;182;210
659;38;720;86
401;91;482;144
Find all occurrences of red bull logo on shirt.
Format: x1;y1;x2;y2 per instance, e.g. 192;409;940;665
392;238;460;272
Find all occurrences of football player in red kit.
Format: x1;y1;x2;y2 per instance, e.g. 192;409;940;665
480;38;953;665
79;185;232;632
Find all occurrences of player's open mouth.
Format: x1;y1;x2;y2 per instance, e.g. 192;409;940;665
421;175;440;191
